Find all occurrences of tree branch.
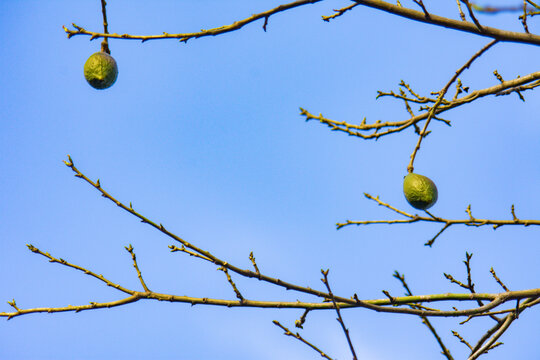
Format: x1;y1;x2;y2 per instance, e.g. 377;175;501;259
337;194;540;246
301;71;540;141
63;0;324;43
352;0;540;45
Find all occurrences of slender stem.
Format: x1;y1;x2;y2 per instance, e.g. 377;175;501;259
394;271;454;360
125;244;150;292
321;270;358;360
468;314;513;359
100;0;110;53
407;39;498;173
273;320;335;360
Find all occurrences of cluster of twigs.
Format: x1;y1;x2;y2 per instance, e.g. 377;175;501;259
300;69;540;140
4;1;539;359
1;157;539;360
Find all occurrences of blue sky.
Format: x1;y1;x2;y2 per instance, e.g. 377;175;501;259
1;1;539;359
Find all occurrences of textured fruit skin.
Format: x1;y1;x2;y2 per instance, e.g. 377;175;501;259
403;173;438;210
84;52;118;89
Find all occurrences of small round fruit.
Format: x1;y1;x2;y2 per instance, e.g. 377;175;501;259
84;52;118;89
403;173;438;210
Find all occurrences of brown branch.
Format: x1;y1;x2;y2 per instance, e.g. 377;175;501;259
63;0;324;43
0;157;526;323
460;0;484;31
461;297;540;319
301;71;540;141
321;269;358;360
412;0;430;18
169;244;213;262
218;266;245;302
468;313;513;359
337;194;540;246
295;309;310;328
99;0;110;53
446;252;501;323
62;155;344;304
394;271;454;360
25;244;133;295
63;1;540;46
3;242;540;320
456;0;467;21
407;39;498;173
352;0;540;45
249;251;261;277
490;268;510;292
273;320;334;360
5;286;537;320
522;0;531;33
322;3;359;21
453;330;473;351
125;244;150;292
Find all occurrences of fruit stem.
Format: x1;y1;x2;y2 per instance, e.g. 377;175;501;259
100;0;111;54
101;40;110;54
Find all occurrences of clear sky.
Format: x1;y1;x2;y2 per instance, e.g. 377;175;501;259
1;1;539;359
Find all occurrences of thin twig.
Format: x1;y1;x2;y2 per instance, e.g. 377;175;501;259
412;0;430;18
322;3;359;21
218;266;245;302
407;39;498;173
273;320;334;360
490;268;510;292
321;269;358;360
295;309;310;328
468;314;513;359
64;0;324;43
460;0;484;31
337;194;540;246
453;330;473;350
99;0;110;53
456;0;467;20
249;251;261;277
125;244;150;292
394;271;454;360
522;0;530;33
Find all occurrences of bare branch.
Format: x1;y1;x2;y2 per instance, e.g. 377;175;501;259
453;330;473;350
352;0;540;45
125;244;151;292
64;1;540;46
218;266;245;302
407;39;498;173
99;0;110;53
321;269;358;360
322;3;359;21
3;241;540;321
490;268;510;292
295;309;310;329
337;194;540;246
302;71;540;141
394;271;454;360
64;0;324;43
273;320;334;360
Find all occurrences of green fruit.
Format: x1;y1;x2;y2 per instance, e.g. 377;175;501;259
84;52;118;89
403;173;438;210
